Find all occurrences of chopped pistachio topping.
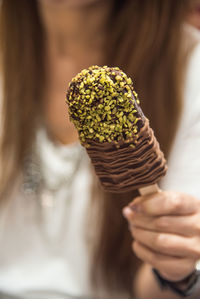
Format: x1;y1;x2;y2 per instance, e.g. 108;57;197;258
66;65;142;145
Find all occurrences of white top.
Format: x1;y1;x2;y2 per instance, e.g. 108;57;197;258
161;28;200;197
0;27;200;299
0;137;94;299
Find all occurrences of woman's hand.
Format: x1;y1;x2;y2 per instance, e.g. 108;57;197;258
122;191;200;282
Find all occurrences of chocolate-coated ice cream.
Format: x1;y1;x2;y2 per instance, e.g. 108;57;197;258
66;66;167;193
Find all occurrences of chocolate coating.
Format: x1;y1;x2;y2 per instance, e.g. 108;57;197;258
86;118;167;193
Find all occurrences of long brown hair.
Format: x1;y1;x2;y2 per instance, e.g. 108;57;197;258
0;0;191;297
0;0;45;197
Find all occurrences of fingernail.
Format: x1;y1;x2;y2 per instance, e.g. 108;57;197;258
129;204;141;213
122;207;131;218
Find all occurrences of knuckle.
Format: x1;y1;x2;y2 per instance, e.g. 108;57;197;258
148;251;157;265
194;217;200;233
132;241;140;257
190;240;200;258
154;234;169;251
132;241;157;266
170;195;182;212
195;224;200;235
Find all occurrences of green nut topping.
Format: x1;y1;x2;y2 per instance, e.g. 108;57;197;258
66;65;142;145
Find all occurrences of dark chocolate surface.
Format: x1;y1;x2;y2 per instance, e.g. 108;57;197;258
86;118;167;193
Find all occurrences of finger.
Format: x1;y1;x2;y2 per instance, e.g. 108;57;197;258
131;226;200;258
129;191;199;216
130;213;200;237
132;241;195;281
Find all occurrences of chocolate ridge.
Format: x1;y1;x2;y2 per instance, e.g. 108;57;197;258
86;118;167;193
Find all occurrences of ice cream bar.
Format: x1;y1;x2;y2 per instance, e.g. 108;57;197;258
66;66;167;194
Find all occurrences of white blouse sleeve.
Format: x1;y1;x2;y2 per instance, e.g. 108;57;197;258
161;41;200;199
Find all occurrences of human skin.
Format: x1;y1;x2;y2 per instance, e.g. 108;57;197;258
187;1;200;29
123;191;200;298
39;0;111;144
39;1;200;298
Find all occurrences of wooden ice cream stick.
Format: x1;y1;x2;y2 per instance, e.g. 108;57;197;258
139;184;161;196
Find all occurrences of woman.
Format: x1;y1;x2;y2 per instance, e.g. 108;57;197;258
0;0;200;298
